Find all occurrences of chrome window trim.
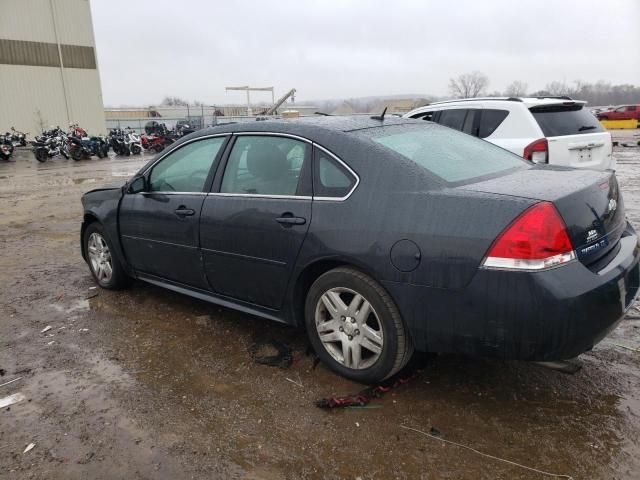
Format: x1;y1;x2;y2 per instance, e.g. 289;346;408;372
141;191;207;196
134;131;360;202
232;131;312;144
208;193;312;200
312;143;360;202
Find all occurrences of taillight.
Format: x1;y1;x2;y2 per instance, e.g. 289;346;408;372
482;201;575;270
523;138;548;164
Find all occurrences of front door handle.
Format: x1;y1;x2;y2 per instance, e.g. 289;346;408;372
276;213;306;226
175;207;195;217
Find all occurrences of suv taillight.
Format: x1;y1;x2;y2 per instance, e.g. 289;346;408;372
523;138;548;164
482;202;575;271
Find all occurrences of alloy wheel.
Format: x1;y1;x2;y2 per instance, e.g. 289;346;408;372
87;232;113;283
314;287;384;370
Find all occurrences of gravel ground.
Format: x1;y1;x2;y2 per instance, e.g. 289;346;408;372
1;132;640;479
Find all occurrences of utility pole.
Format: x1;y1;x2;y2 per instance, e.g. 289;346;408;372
225;86;274;116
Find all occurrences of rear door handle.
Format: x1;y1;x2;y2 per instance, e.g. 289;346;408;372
175;207;195;217
276;214;306;226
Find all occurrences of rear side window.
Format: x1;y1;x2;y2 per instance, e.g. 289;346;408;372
531;105;605;136
438;109;467;131
478;109;509;138
367;125;528;184
220;136;309;196
314;149;356;198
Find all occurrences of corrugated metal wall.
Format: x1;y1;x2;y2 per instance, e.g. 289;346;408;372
0;0;106;135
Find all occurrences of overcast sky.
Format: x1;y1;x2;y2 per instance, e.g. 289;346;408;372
91;0;640;106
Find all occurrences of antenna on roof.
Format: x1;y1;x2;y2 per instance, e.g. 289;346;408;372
314;111;332;116
371;107;387;121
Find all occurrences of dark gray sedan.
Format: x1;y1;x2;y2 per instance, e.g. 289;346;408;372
81;116;639;383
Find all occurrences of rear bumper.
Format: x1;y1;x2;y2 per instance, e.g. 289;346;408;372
384;224;640;360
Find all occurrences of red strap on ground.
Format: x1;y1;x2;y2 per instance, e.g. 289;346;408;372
315;366;424;409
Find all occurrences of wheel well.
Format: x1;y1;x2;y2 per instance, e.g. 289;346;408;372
80;214;100;259
291;259;376;328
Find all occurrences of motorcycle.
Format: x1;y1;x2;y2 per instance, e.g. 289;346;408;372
68;136;94;160
108;128;128;155
141;124;177;153
67;123;108;160
123;128;142;155
32;127;69;162
1;133;14;160
9;127;27;147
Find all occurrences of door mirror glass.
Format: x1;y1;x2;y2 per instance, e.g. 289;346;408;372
128;176;147;194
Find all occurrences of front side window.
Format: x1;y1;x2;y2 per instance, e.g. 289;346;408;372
148;137;225;192
220;136;308;196
438;109;467;131
314;149;356;198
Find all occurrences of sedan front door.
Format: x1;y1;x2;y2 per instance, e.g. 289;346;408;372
200;134;312;309
119;135;228;289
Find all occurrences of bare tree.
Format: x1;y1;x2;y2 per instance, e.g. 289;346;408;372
448;71;489;98
505;80;528;97
34;109;47;133
160;96;189;106
544;81;570;96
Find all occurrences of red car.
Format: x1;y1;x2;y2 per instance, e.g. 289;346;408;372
597;105;640;121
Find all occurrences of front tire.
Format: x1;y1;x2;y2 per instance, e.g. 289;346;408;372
305;267;413;383
71;147;82;161
35;149;47;162
84;222;131;289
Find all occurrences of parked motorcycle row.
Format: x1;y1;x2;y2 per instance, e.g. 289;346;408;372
1;121;194;162
0;127;28;160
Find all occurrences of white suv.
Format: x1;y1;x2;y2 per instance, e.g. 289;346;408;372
404;97;614;171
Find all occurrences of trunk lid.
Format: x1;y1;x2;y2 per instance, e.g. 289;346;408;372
460;166;626;268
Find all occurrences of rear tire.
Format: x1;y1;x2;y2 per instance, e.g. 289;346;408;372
305;267;413;383
84;222;131;289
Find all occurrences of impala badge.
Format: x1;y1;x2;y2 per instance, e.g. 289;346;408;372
608;198;617;214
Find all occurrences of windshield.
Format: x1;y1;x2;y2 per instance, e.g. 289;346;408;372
361;124;529;184
530;104;605;136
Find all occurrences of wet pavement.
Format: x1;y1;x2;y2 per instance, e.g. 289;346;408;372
1;134;640;479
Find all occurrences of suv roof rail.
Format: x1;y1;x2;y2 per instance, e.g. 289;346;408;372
428;97;523;106
533;95;573;100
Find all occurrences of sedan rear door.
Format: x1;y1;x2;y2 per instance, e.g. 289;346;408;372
199;134;312;309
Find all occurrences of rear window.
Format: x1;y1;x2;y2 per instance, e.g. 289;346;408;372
530;104;604;137
365;124;528;184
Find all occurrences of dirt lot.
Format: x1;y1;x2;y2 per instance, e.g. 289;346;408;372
2;132;640;479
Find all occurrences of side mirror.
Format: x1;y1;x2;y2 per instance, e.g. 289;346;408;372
128;176;147;194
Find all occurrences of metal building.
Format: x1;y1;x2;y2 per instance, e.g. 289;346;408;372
0;0;105;136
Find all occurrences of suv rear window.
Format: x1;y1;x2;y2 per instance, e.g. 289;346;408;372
530;104;604;137
364;124;528;184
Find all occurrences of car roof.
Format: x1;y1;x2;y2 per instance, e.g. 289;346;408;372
425;97;587;108
190;115;419;140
